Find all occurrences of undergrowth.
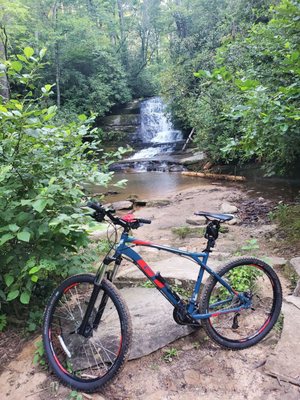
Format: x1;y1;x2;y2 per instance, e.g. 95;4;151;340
269;203;300;254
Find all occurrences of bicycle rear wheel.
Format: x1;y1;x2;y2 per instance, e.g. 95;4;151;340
43;274;132;392
199;258;282;350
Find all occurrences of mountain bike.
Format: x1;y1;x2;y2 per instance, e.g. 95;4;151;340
43;202;282;392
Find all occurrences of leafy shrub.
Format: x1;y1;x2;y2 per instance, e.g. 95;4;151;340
270;203;300;244
0;48;114;324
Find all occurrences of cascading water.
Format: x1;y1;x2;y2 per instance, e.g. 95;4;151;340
130;97;183;161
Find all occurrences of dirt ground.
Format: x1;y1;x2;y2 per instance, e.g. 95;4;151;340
1;182;299;400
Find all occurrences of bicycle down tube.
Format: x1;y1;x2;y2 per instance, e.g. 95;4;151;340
113;232;243;320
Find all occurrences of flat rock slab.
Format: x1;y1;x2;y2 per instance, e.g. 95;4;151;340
120;287;194;359
264;297;300;386
117;256;222;283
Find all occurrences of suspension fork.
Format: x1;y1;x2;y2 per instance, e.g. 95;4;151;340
92;256;123;330
77;256;122;336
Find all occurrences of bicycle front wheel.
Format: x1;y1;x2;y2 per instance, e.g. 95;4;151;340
43;274;132;392
199;258;282;350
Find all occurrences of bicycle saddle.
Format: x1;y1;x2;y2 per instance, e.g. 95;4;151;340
195;211;234;222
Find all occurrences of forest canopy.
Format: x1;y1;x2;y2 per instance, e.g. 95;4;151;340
1;0;299;175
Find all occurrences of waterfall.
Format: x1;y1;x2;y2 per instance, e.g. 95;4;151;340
130;97;183;160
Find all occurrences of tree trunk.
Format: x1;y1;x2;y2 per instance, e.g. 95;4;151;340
0;31;10;102
117;0;128;68
52;1;61;107
55;42;61;107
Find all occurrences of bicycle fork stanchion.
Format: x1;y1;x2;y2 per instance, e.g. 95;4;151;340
77;261;109;337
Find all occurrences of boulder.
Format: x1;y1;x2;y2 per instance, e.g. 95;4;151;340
186;216;207;226
289;257;300;297
147;199;171;207
180;152;206;166
107;200;133;210
225;217;239;225
220;202;238;214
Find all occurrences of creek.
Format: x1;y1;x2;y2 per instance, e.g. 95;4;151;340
98;97;300;203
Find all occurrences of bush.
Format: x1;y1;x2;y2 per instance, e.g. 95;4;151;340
0;48;113;326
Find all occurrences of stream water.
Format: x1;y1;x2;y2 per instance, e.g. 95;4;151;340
99;97;300;203
92;171;300;204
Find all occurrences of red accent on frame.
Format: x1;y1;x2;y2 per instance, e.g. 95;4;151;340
136;259;155;278
153;279;165;289
132;239;152;246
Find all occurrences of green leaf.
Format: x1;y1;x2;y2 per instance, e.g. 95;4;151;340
0;233;14;246
24;47;34;58
31;275;39;283
45;84;52;92
78;114;87;121
32;199;48;213
11;61;23;72
4;274;14;287
17;231;31;242
20;292;30;304
29;266;41;275
9;224;20;232
39;48;47;59
7;290;19;301
17;55;27;62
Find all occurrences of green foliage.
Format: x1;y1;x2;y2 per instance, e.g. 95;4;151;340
141;280;155;288
162;347;178;363
162;0;300;176
240;239;260;253
67;391;83;400
274;312;284;334
0;314;7;331
227;266;263;293
171;226;205;239
270;203;300;244
33;340;46;367
0;50;113;323
171;284;190;299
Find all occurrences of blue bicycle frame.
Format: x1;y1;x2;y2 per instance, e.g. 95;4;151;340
112;231;248;321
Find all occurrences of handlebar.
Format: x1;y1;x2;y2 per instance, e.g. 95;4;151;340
87;201;151;230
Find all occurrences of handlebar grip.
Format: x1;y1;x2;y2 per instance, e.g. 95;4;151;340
138;218;151;224
87;201;104;212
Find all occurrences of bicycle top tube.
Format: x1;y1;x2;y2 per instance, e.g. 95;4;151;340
120;232;209;261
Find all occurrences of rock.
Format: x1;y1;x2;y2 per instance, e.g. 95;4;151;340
180;152;206;165
264;300;300;386
121;288;194;359
116;256;221;283
183;369;201;385
135;199;148;206
289;257;300;297
147;199;171;207
289;257;300;276
226;217;239;225
186;216;207;225
294;282;300;297
203;161;213;170
220;202;238;214
169;165;184;172
111;200;133;210
265;256;287;269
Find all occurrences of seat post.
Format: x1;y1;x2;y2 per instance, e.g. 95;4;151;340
203;220;220;253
